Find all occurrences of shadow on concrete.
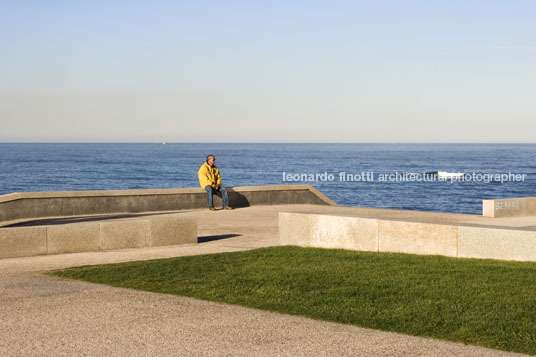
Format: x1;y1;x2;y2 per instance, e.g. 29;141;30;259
3;212;174;228
198;234;241;243
227;188;250;208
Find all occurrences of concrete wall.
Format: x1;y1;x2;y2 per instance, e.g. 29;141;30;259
483;197;536;217
280;212;536;262
0;216;197;259
0;185;335;226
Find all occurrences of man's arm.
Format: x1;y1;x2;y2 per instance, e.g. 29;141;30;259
198;165;211;188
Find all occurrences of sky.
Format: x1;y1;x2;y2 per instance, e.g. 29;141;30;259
0;0;535;143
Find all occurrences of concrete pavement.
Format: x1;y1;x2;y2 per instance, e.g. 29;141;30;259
0;205;530;356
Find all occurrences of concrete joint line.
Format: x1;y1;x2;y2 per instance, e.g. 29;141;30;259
45;226;49;254
456;226;459;258
376;219;380;252
99;223;103;251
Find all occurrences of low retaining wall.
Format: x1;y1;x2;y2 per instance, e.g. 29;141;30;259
0;185;335;226
0;216;197;259
483;197;536;217
280;212;536;262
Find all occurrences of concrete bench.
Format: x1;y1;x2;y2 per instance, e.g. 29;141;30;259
279;212;536;262
0;216;197;259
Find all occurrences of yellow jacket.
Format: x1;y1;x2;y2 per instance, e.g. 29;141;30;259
198;162;222;188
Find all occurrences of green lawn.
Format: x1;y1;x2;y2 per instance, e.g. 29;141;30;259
49;246;536;354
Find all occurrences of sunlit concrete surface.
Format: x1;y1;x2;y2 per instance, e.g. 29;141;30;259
0;204;531;356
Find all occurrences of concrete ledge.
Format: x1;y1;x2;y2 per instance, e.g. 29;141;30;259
483;197;536;217
287;213;378;252
280;212;536;262
100;221;151;251
280;212;312;247
378;220;458;257
0;227;47;259
458;226;536;261
47;223;100;255
151;217;198;247
0;185;335;226
0;216;197;259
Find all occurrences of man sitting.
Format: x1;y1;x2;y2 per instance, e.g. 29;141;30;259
198;154;232;211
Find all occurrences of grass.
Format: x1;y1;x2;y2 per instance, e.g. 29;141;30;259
49;246;536;354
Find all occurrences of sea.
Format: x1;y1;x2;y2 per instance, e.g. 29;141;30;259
1;143;534;215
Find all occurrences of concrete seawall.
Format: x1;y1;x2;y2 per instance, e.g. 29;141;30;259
0;185;336;227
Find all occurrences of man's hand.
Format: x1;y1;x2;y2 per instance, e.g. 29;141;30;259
212;184;218;189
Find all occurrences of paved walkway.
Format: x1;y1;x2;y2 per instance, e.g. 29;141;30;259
0;205;530;356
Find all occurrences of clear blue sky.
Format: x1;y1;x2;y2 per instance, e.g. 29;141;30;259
1;0;535;142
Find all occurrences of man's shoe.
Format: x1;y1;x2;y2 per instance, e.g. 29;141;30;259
209;207;215;211
224;206;233;210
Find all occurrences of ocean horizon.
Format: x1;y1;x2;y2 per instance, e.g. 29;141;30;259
1;142;534;215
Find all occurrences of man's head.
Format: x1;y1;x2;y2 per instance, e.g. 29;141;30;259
206;154;215;166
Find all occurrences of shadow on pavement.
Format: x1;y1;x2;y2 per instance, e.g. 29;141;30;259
198;234;241;243
3;212;173;227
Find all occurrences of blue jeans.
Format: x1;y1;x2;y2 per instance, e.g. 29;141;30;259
204;185;229;207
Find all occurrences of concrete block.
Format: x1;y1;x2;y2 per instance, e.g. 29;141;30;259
378;220;458;257
279;212;311;246
482;197;536;217
482;200;495;217
458;226;536;261
47;223;100;254
0;227;47;259
100;220;151;250
493;199;524;217
309;215;378;251
151;218;197;247
525;199;536;216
